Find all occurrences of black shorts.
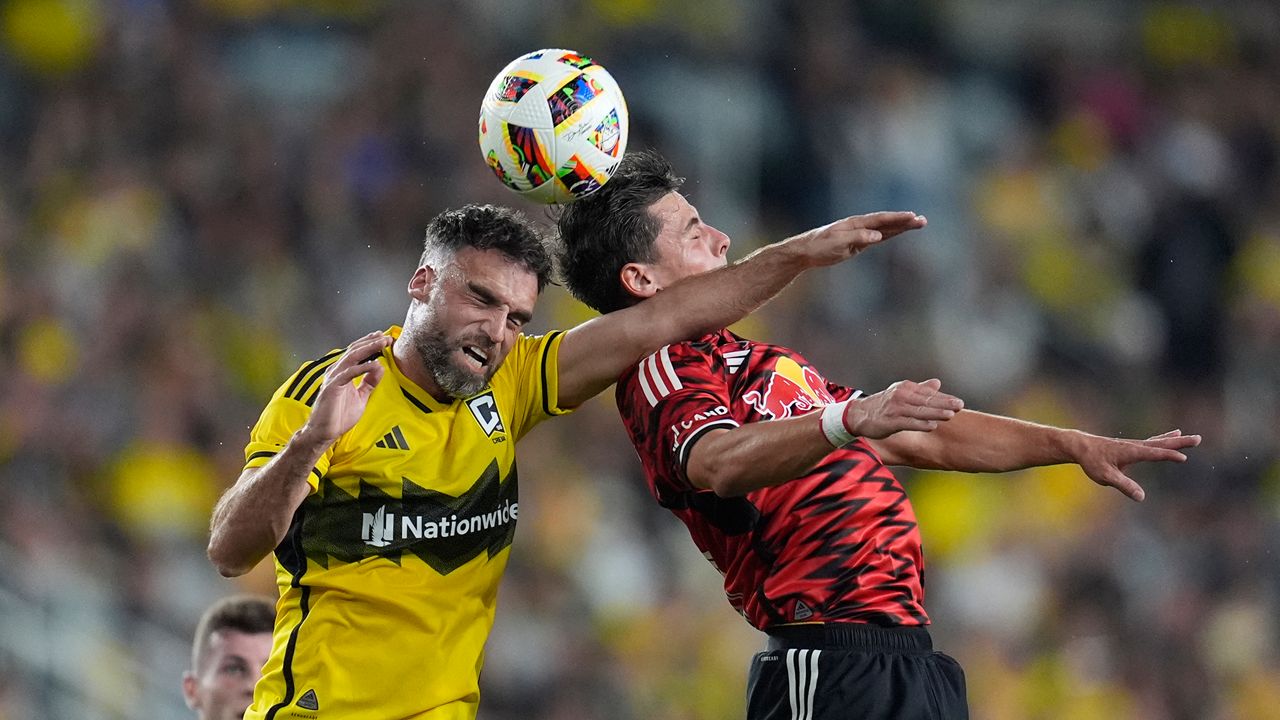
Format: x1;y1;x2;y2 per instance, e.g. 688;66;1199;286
746;624;968;720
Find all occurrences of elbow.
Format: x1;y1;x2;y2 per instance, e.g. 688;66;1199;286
708;476;749;498
689;463;750;498
686;438;754;497
211;556;250;579
214;562;248;579
207;537;251;578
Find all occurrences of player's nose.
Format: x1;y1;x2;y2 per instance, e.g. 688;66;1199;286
709;224;731;257
477;312;504;344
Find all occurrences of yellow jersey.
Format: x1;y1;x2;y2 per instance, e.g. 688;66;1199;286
242;326;570;720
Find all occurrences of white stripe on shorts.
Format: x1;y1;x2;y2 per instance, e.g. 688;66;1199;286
806;648;819;718
785;648;821;719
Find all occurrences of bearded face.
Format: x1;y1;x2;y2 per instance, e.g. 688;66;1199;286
410;313;495;399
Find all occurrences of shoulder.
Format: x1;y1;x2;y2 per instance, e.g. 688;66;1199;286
632;330;755;381
275;346;346;406
632;341;711;382
651;333;729;365
516;330;567;359
666;331;758;375
487;331;572;421
494;331;566;378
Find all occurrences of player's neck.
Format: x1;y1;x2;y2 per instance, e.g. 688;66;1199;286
391;336;453;404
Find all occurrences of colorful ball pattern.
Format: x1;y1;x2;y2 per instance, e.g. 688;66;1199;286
478;49;629;204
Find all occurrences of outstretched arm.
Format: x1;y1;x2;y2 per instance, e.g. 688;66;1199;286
208;332;391;576
556;212;926;407
866;410;1202;501
687;379;964;497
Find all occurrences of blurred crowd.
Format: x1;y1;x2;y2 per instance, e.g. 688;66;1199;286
1;0;1279;718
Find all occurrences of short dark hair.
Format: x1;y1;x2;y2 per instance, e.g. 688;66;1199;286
554;150;684;313
190;595;275;671
422;204;552;292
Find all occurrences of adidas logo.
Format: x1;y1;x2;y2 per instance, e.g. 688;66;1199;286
794;600;813;621
375;425;410;450
297;688;319;711
723;347;751;374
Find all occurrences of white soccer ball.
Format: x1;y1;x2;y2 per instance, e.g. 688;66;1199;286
478;49;629;204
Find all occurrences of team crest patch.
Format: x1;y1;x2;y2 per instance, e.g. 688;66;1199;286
466;391;505;436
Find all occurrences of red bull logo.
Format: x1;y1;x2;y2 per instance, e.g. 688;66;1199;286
743;356;835;420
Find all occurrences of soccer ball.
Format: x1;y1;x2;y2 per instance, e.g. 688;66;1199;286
478;49;628;204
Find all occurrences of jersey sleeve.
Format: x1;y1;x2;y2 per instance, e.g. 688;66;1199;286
824;378;863;403
498;330;572;441
619;345;739;496
243;350;343;492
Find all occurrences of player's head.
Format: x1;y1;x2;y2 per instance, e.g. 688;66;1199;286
556;149;730;314
404;204;550;398
182;595;275;720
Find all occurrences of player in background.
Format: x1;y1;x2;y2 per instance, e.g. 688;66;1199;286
207;202;928;720
555;151;1202;719
182;595;275;720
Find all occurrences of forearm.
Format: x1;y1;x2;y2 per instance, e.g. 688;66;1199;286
687;413;835;497
870;410;1079;472
208;429;331;576
556;241;813;406
636;239;812;341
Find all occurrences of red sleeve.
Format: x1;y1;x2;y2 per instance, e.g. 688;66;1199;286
824;378;863;403
617;344;739;498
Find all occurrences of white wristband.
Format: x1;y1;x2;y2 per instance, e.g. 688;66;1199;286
820;400;856;448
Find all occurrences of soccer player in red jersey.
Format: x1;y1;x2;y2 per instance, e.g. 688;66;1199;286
555;151;1202;719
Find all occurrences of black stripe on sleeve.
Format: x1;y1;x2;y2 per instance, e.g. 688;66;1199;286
290;351;344;402
540;331;564;416
284;349;343;400
676;419;740;479
303;384;322;407
246;452;321;485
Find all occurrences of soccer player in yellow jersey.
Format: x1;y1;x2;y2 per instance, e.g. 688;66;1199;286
208;203;929;720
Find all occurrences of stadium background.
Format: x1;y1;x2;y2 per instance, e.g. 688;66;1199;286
1;0;1278;717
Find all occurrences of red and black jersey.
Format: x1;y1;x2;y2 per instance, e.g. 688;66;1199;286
616;329;928;631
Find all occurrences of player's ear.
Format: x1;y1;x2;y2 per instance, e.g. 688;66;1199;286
181;672;200;710
620;262;661;300
408;265;436;302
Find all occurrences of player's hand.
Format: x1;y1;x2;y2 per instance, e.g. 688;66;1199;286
844;379;963;439
299;331;393;445
1069;429;1202;502
788;211;927;268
